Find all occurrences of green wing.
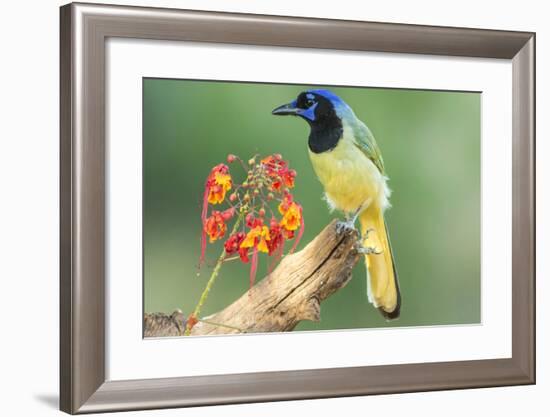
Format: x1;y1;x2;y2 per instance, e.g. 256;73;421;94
350;120;385;175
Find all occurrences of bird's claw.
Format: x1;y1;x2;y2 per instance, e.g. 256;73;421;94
362;227;375;239
336;220;356;235
356;245;383;255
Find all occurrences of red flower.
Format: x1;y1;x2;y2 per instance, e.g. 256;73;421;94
282;228;295;239
261;154;296;191
282;169;296;188
199;154;304;279
261;154;284;173
224;232;250;263
245;213;263;229
221;207;235;221
267;220;284;256
204;211;227;243
186;314;198;332
238;247;250;263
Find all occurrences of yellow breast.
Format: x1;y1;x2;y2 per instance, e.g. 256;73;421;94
308;135;388;214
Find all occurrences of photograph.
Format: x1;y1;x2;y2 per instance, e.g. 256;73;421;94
142;79;481;336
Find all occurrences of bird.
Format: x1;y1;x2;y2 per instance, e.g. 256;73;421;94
272;90;400;320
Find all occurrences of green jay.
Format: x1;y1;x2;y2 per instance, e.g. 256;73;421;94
272;90;401;320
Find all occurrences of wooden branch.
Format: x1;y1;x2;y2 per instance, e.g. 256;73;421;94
144;220;361;337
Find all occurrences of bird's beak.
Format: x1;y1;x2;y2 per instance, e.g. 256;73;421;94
272;101;299;116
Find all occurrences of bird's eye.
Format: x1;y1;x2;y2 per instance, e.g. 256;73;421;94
305;99;314;108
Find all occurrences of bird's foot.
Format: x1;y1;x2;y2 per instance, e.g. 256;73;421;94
336;219;356;235
356;245;383;255
357;228;381;254
362;227;375;240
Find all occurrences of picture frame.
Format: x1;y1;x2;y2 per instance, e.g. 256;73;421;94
59;2;535;414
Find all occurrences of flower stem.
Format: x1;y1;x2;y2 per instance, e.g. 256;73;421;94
185;214;243;335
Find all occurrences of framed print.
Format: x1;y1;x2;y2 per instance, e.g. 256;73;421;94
141;79;482;337
59;2;535;414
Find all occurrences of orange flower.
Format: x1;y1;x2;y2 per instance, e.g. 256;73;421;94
278;192;293;213
240;224;271;288
240;225;270;253
279;195;302;232
280;202;301;231
207;170;232;204
278;196;304;254
200;164;232;266
204;211;227;242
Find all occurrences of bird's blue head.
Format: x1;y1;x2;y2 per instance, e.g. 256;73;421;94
272;89;352;123
272;90;353;153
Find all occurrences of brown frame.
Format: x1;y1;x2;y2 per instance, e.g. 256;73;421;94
60;2;535;414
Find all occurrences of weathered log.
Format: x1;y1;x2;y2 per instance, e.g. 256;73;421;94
144;220;361;337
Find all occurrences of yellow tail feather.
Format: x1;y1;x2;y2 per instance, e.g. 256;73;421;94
359;206;401;320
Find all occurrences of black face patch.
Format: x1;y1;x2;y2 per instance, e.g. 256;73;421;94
296;92;316;111
296;92;343;154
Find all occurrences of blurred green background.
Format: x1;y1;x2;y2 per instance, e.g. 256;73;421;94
143;78;481;331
